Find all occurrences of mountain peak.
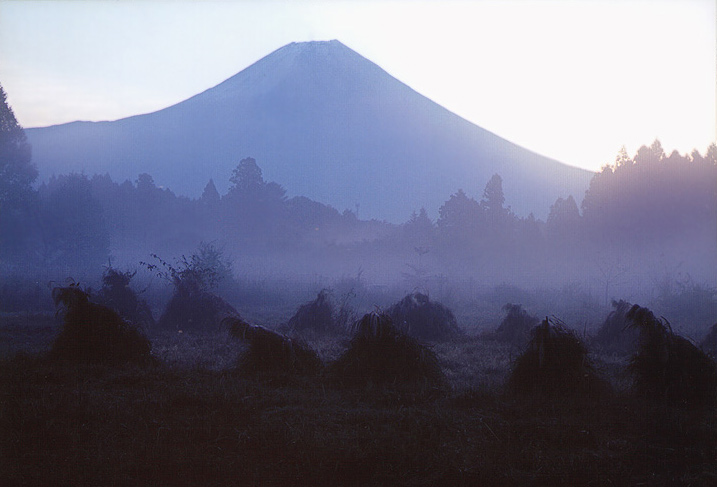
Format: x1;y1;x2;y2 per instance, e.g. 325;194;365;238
26;41;593;222
269;39;360;65
288;39;344;47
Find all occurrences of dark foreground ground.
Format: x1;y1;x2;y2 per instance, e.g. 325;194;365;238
1;316;716;486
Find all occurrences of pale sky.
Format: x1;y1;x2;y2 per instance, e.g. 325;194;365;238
0;0;714;172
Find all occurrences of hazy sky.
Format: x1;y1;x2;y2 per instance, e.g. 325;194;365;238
0;0;714;172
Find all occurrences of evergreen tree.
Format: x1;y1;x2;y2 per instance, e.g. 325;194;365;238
437;189;482;234
0;84;39;264
481;173;506;216
547;195;581;242
614;146;632;168
201;178;221;206
229;157;264;195
403;207;434;247
705;143;717;165
0;83;36;207
40;174;110;273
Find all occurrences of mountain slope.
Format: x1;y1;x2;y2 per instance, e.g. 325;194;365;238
26;40;593;222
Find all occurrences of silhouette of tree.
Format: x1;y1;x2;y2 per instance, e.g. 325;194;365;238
229;157;264;195
403;207;434;247
0;83;36;207
614;146;632;169
546;195;581;242
40;173;110;272
201;178;221;207
581;140;717;246
481;173;505;216
633;139;665;166
705;142;717;165
437;189;482;234
223;158;288;247
135;173;156;193
0;84;39;263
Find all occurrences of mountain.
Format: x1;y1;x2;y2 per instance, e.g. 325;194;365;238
26;40;593;222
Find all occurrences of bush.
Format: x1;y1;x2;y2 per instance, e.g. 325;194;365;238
387;293;462;341
49;283;152;365
94;267;154;327
593;300;638;354
507;318;604;398
330;312;444;388
492;303;539;347
224;316;321;379
626;304;716;407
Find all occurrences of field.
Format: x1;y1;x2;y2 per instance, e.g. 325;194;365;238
2;314;716;486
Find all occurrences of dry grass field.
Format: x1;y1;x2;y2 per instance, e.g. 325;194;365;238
1;313;716;486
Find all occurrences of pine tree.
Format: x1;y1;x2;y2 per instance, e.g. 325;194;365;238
229;157;264;195
0;83;36;207
481;174;505;215
0;84;39;263
201;178;221;206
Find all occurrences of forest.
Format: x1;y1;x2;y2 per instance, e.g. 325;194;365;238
2;80;717;486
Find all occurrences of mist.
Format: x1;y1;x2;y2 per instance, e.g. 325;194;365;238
3;141;716;340
3;32;717;483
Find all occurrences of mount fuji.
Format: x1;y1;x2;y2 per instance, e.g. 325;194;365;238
26;40;593;222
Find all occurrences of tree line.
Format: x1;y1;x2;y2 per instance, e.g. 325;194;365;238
2;83;716;289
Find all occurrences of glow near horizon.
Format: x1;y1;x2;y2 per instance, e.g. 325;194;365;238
0;0;714;173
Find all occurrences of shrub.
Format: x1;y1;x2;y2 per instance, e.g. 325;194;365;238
94;267;154;327
330;312;444;387
387;292;462;341
492;303;539;347
626;304;716;407
224;316;321;379
49;283;152;364
593;300;639;354
507;318;603;398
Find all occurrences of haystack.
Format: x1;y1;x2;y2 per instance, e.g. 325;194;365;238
287;289;344;336
144;248;238;333
94;268;154;327
387;292;462;341
493;303;539;347
330;312;444;387
49;284;152;364
626;305;716;406
593;300;638;354
700;323;717;357
158;289;239;333
224;317;321;379
507;318;603;398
